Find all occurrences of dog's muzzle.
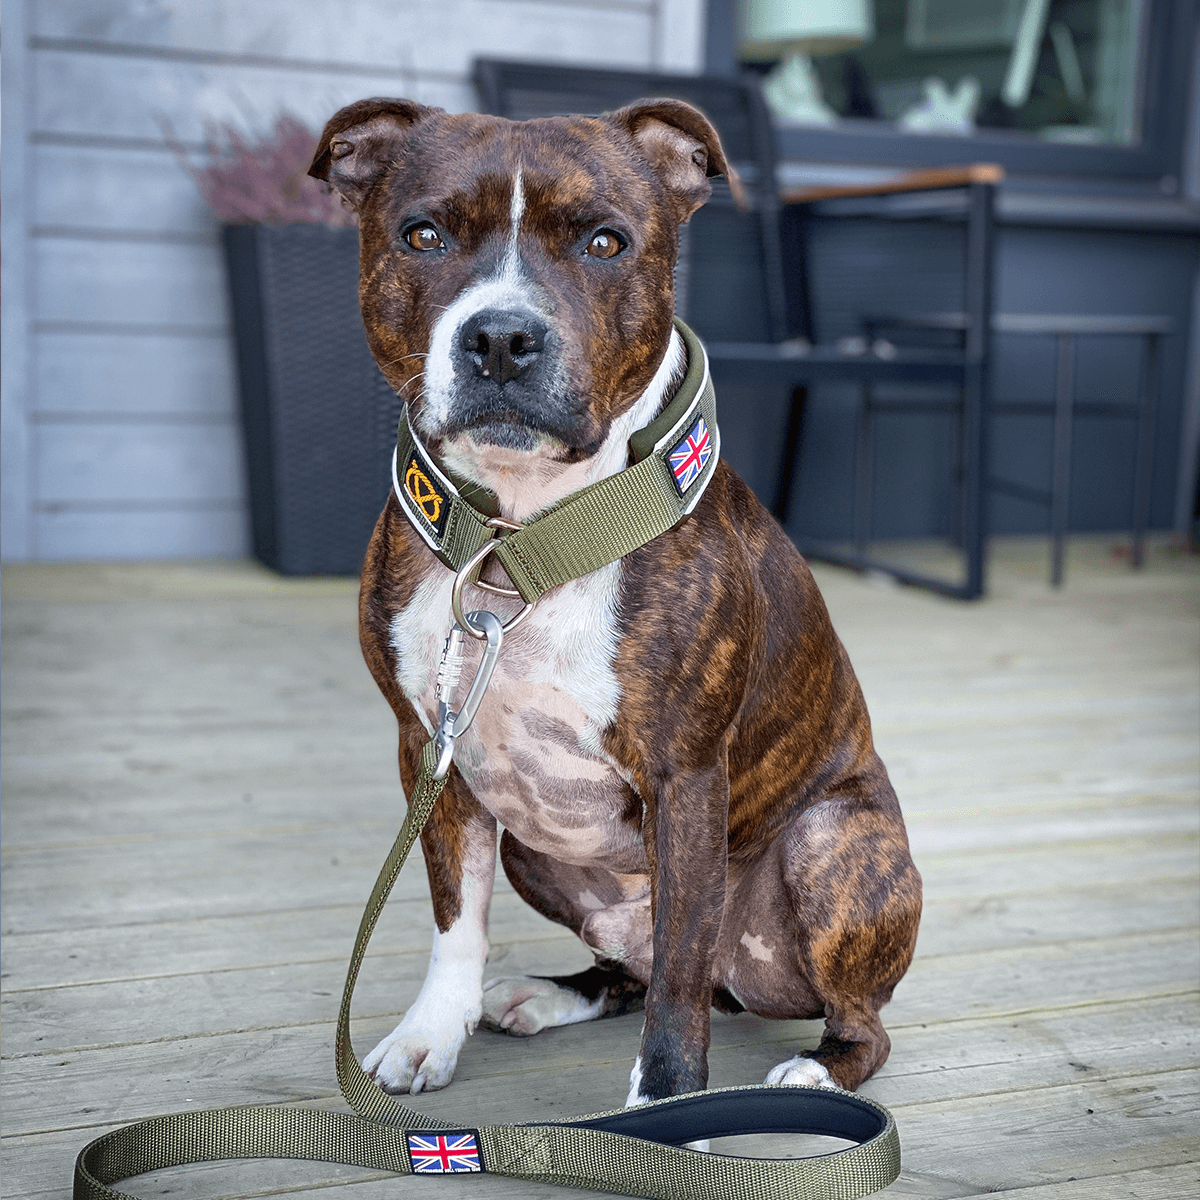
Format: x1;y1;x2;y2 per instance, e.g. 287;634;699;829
445;307;577;445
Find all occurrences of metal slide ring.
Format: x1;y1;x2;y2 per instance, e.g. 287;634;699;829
451;517;534;639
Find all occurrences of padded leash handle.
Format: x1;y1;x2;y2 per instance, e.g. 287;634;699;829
73;684;901;1200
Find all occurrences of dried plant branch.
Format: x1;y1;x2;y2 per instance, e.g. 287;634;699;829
164;114;356;228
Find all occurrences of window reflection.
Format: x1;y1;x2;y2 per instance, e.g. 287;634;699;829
739;0;1146;144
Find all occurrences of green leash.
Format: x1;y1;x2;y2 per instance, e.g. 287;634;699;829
73;324;903;1199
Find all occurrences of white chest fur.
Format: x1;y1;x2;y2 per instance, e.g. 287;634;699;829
389;562;645;870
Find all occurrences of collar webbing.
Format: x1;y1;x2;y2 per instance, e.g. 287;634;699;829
391;318;719;604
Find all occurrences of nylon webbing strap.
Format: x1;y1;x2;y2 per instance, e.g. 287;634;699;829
74;732;902;1199
392;318;720;604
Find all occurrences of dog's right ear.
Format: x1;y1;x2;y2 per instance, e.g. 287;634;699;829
308;98;438;209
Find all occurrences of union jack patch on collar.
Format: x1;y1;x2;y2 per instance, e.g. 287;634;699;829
407;1129;484;1174
668;415;713;496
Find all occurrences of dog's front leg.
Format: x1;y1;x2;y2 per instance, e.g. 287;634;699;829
627;754;729;1105
364;772;496;1095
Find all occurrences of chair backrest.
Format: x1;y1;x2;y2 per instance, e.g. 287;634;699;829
473;59;791;344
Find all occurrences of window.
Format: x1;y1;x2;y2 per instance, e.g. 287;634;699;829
707;0;1192;178
741;0;1145;144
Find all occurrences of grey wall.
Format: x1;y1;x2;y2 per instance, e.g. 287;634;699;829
1;0;706;562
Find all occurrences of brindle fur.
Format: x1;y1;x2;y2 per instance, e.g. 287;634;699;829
313;97;921;1100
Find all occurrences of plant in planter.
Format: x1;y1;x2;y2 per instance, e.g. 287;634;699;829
178;115;399;576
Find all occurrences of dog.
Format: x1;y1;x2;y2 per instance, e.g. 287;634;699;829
308;95;922;1107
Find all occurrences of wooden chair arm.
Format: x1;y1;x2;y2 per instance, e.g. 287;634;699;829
780;163;1004;205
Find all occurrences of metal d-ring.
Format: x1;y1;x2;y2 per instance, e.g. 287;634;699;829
451;516;535;639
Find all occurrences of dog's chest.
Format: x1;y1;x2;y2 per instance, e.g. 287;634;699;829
389;564;645;869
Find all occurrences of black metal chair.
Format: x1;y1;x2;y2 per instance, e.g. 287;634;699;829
473;59;996;599
862;311;1171;586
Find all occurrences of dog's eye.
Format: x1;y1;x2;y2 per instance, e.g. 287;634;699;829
586;231;625;259
405;224;444;252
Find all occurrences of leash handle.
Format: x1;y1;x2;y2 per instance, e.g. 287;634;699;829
74;677;901;1200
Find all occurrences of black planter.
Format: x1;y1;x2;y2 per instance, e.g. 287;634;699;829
222;223;401;575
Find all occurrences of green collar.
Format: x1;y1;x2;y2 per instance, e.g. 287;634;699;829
391;318;719;605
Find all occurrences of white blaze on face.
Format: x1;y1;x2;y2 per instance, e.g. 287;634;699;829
509;167;525;240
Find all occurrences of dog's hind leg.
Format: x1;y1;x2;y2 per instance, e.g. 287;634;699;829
770;787;922;1092
479;831;649;1035
480;963;646;1035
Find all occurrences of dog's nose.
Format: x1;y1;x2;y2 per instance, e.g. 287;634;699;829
459;311;546;385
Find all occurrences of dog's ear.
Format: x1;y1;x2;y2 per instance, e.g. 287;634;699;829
308;97;439;209
609;99;745;223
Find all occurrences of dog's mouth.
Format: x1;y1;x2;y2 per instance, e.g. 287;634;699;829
435;374;600;457
444;410;556;454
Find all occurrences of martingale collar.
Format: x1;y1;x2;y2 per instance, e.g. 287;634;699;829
391;318;719;605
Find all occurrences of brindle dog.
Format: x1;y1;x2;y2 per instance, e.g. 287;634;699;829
309;96;921;1107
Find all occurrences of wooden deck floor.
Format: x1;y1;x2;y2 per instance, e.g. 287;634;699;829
3;536;1198;1199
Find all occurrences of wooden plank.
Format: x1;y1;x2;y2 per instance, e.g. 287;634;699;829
5;839;1195;990
889;1069;1200;1192
4;796;1189;932
930;1163;1199;1200
5;1022;1197;1193
32;506;248;561
782;163;1005;205
32;236;226;326
33;420;243;505
917;835;1198;896
34;329;236;419
4;905;1198;1064
30;34;651;146
3;836;1196;997
907;801;1199;856
0;0;34;563
32;142;214;236
33;0;654;84
4;990;1195;1137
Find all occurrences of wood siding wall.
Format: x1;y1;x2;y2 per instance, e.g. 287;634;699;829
2;0;705;561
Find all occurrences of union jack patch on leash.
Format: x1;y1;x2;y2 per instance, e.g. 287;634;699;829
668;416;713;495
406;1130;484;1174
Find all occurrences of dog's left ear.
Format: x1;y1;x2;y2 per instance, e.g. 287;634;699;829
610;99;745;223
308;97;439;210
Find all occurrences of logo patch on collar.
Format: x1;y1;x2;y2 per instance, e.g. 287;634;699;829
407;1130;484;1174
402;447;449;538
668;415;713;496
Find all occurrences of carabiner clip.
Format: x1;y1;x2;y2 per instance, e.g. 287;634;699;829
432;610;503;780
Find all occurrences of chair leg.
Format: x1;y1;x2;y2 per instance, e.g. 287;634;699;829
1050;334;1076;588
953;388;967;549
854;383;874;553
1131;333;1159;570
773;385;808;526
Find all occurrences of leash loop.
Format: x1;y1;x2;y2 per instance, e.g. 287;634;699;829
452;516;536;637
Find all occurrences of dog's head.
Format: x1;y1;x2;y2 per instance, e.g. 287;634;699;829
309;97;731;476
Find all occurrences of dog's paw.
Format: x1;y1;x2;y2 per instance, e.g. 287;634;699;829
479;976;603;1036
362;1017;468;1094
625;1055;645;1106
764;1055;838;1089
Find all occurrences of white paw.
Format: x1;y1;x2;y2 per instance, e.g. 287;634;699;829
625;1055;647;1107
362;1012;470;1095
480;976;603;1036
764;1055;837;1089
